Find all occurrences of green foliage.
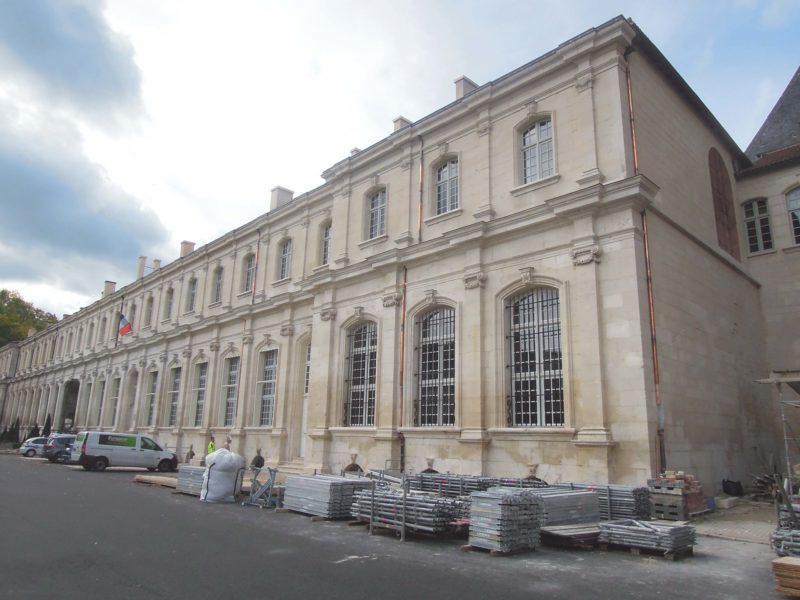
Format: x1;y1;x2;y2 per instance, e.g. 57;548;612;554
0;289;57;348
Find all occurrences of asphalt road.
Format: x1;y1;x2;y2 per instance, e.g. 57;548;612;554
0;454;781;599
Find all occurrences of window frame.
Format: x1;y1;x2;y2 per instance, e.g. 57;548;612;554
320;221;332;266
145;371;159;427
344;321;378;427
222;356;240;427
788;187;800;246
212;267;224;304
163;288;174;321
186;278;197;313
367;189;387;240
435;158;459;216
519;116;555;186
278;239;292;281
242;254;256;293
742;198;773;254
192;362;208;427
256;349;278;426
414;306;456;427
167;367;181;427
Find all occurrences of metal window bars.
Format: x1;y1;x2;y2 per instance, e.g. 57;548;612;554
416;307;455;426
345;322;377;426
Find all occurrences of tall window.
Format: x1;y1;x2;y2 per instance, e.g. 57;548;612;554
129;303;137;330
146;372;158;426
257;350;278;426
168;367;181;426
98;317;107;345
193;363;208;427
109;378;120;427
788;188;800;245
76;328;83;350
321;222;332;266
506;287;563;427
304;344;311;395
95;380;106;426
212;267;224;304
521;118;554;184
709;148;740;259
368;189;386;239
222;356;240;426
186;278;197;312
345;322;377;426
144;297;154;327
743;199;773;253
164;288;174;320
243;254;256;292
415;307;456;426
278;239;292;280
87;323;95;348
436;159;459;215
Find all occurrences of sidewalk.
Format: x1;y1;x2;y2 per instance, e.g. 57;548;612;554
692;498;776;545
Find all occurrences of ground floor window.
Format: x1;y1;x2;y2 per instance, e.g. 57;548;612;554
344;322;377;426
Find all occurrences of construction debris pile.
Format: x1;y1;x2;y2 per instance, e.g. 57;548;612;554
599;520;696;554
468;489;545;553
647;472;706;520
284;475;372;519
350;488;466;533
554;482;650;520
176;465;206;496
772;557;800;596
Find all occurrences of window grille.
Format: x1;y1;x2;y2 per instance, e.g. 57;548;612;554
415;307;455;426
368;190;386;239
321;223;332;265
788;188;800;245
168;367;181;426
521;119;554;184
743;199;773;253
436;160;459;215
506;287;563;427
304;344;312;395
345;322;377;426
193;363;207;426
279;240;292;280
146;371;158;426
223;357;240;426
258;350;277;426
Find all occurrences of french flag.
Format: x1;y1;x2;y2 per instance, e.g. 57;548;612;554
119;315;133;336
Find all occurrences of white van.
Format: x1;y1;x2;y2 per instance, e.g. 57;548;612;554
71;431;178;472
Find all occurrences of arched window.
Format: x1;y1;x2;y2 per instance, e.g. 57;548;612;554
278;239;292;280
708;148;740;259
367;189;386;239
436;159;459;215
212;267;224;304
320;222;332;266
506;287;563;427
344;321;378;426
242;254;256;292
415;307;455;426
520;118;554;184
788;187;800;245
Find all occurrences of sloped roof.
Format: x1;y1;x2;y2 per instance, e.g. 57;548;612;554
746;66;800;160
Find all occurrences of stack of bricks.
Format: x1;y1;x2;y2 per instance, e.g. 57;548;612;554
648;472;706;520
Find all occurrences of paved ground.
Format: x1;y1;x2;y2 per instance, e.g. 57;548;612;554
0;454;785;599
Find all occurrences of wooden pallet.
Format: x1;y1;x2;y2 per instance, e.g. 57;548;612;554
461;544;537;557
599;543;693;561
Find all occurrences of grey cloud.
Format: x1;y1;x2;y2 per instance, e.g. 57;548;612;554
0;0;143;128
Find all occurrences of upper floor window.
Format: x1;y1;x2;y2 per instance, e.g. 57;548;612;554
506;287;563;427
168;367;181;427
257;350;278;426
87;322;95;348
144;297;154;327
708;148;740;260
743;198;773;253
164;288;174;320
367;190;386;240
278;239;292;280
212;267;224;304
344;321;377;427
415;307;456;426
222;356;240;426
788;187;800;245
98;317;107;345
521;118;554;184
193;362;208;427
243;254;256;292
76;328;83;350
128;303;137;331
321;222;332;266
186;278;197;312
436;159;459;215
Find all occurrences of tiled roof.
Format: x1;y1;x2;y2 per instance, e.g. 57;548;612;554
745;66;800;160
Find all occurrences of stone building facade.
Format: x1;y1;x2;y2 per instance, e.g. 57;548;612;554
1;17;797;489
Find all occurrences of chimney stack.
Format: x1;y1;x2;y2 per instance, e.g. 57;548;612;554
454;75;478;100
270;186;294;211
180;241;196;258
393;116;412;132
153;259;162;270
137;256;147;280
103;281;116;297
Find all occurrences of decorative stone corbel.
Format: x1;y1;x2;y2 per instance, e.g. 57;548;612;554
525;99;538;117
242;332;254;345
382;293;402;307
424;289;437;305
519;267;535;284
575;73;594;92
280;324;295;337
570;244;601;266
353;306;364;320
182;349;192;359
464;272;486;289
209;341;220;352
438;142;449;156
320;308;337;322
261;333;274;346
476;119;491;137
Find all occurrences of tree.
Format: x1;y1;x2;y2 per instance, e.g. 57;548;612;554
0;289;57;348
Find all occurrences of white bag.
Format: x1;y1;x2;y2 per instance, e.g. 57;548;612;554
200;448;245;503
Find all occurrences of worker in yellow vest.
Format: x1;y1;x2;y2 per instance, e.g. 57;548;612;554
207;434;216;455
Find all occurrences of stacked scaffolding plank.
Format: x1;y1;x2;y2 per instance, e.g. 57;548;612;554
772;557;800;597
408;473;550;497
599;520;696;554
468;489;545;553
283;475;372;519
554;483;650;520
176;465;206;496
772;528;800;557
350;489;466;533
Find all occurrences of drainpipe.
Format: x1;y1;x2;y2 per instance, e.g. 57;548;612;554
417;135;424;243
398;266;408;472
626;46;665;474
252;228;261;304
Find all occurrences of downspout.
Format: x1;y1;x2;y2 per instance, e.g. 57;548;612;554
417;135;424;243
252;228;261;304
626;46;665;475
398;266;408;472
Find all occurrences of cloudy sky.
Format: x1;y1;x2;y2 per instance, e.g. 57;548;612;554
1;0;798;318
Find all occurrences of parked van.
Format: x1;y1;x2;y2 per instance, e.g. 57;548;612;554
71;431;178;472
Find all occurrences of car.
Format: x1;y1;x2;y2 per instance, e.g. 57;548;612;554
18;437;48;457
43;434;76;463
71;431;178;472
